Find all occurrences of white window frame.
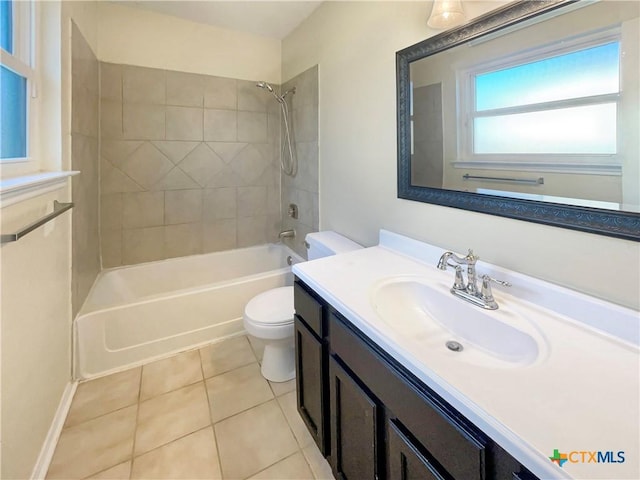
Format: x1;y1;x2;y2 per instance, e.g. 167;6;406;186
1;0;35;164
455;28;622;175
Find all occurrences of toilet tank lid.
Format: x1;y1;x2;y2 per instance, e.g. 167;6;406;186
305;231;362;254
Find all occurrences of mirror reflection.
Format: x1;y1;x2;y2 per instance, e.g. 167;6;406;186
409;1;639;213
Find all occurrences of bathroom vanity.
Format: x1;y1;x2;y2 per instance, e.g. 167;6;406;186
292;231;639;480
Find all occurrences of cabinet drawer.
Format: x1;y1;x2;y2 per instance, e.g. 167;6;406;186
330;312;486;480
294;281;324;337
388;419;447;480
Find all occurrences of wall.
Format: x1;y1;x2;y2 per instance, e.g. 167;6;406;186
96;2;281;84
281;65;319;257
99;63;281;267
71;23;100;316
0;1;99;477
282;1;640;310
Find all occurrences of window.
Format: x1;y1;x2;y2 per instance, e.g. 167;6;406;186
1;0;34;162
458;30;621;171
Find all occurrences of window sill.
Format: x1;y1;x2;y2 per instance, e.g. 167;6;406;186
0;171;80;208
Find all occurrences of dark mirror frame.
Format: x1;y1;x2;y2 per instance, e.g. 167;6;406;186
396;0;640;242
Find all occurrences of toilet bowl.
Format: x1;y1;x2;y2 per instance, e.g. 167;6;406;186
244;286;295;382
243;231;362;382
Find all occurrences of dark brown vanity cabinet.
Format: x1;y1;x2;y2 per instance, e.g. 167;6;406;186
293;278;538;480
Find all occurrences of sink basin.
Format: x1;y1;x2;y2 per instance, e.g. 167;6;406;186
369;275;549;368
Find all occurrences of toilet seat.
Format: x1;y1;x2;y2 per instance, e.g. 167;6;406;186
244;286;294;327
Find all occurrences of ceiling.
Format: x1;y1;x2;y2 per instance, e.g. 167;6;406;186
118;1;323;39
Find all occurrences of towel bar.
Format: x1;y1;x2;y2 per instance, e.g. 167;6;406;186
463;174;544;185
1;201;74;244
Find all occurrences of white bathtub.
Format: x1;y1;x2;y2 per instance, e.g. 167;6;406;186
75;244;303;379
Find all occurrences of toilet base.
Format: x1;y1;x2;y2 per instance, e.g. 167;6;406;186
260;338;295;382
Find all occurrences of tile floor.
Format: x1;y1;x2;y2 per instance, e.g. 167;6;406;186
46;335;335;480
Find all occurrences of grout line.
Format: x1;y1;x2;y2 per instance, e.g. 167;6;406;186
200;343;225;477
128;366;144;479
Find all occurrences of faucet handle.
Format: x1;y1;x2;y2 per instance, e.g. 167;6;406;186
480;274;511;300
466;249;479;263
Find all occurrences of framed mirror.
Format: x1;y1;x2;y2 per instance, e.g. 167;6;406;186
397;0;639;241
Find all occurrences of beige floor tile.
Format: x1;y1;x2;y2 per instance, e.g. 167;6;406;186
135;382;211;455
278;390;315;448
269;378;296;397
199;335;256;378
215;400;298;479
248;452;314;479
65;368;141;427
131;427;221;479
47;405;137;479
302;444;335;480
205;362;273;423
140;349;203;400
247;334;265;362
84;461;131;479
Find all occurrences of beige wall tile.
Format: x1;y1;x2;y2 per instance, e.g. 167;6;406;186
237;215;268;247
199;336;256;378
166;71;205;107
205;363;273;423
65;368;141;428
238;111;268;143
204;76;237;110
152;167;200;191
121;142;173;189
100;99;123;139
164;189;203;224
101;158;145;194
123;104;165;140
206;142;247;163
131;427;221;480
123;65;165;104
47;406;137;479
178;144;225;187
101;228;123;268
122;227;165;264
164;223;203;258
204;109;237;142
238;80;272;113
141;350;203;401
152;141;199;164
101;139;143;167
237;186;268;217
248;452;314;480
100;62;122;102
122;191;165;228
214;400;298;479
230;144;269;184
203;187;236;220
135;383;211;455
166;106;203;141
202;219;237;252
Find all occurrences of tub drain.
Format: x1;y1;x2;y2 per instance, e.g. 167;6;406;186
446;341;463;352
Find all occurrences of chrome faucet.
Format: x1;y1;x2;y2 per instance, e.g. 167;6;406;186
279;229;295;239
437;249;511;310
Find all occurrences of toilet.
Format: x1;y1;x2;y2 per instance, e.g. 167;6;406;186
243;231;362;382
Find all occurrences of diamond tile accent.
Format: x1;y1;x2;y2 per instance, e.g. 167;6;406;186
178;143;226;187
152;141;200;164
121;143;174;189
101;140;143;167
231;144;269;184
151;167;200;191
206;142;248;164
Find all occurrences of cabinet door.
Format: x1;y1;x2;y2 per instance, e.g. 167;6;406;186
388;420;447;480
294;316;327;454
330;356;381;480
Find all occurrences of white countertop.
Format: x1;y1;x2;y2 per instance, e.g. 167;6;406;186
293;231;640;480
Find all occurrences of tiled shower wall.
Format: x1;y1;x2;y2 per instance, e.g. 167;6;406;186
71;24;101;315
99;63;281;267
281;66;319;258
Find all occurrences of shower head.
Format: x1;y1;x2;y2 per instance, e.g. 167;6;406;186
256;81;274;93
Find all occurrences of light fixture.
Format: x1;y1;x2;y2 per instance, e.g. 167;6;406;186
427;0;466;29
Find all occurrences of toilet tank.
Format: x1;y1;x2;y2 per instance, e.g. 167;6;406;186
305;231;362;260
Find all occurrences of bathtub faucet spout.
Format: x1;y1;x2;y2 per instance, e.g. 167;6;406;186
279;229;295;239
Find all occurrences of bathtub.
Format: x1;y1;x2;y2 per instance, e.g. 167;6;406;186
75;244;303;379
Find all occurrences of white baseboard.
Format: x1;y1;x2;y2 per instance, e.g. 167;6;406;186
30;381;77;480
